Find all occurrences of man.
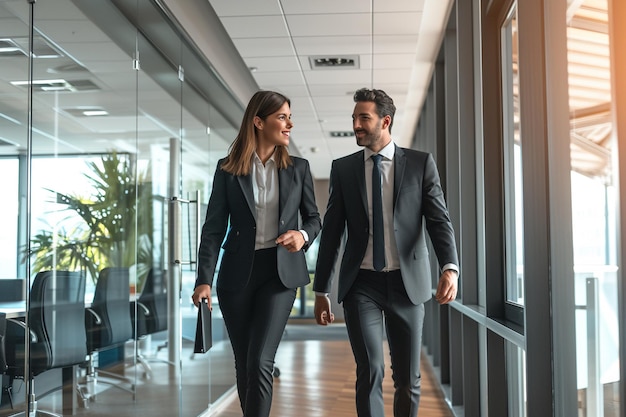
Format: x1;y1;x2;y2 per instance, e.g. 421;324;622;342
313;88;459;417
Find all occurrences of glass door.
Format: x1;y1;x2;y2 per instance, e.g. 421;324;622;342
0;0;242;415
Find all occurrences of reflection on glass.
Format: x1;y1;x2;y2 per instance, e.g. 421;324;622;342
29;155;152;292
567;1;618;415
501;4;524;305
507;341;527;417
0;159;19;278
0;0;241;414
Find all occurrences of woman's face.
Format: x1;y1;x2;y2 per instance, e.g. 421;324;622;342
256;101;293;147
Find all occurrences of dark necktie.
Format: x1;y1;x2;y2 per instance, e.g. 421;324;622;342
371;154;385;271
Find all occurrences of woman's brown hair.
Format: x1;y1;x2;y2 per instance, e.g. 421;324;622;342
221;90;293;176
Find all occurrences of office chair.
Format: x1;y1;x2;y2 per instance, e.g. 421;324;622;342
0;312;6;371
0;312;7;406
4;270;88;416
81;267;135;401
130;268;169;378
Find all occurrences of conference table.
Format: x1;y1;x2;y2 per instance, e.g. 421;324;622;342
0;301;28;319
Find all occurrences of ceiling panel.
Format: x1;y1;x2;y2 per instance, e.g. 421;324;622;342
282;0;371;15
373;13;422;35
220;16;289;38
286;14;372;37
244;56;302;72
36;20;111;43
373;0;426;12
372;35;420;53
208;0;282;16
252;71;306;86
292;35;372;56
303;70;372;85
232;37;294;57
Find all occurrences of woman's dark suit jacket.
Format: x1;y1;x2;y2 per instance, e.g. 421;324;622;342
195;156;321;291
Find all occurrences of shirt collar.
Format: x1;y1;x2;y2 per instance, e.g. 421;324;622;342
364;140;395;161
253;151;276;167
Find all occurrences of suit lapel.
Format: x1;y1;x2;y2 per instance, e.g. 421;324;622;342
278;163;295;217
354;151;368;215
237;174;256;220
393;145;406;210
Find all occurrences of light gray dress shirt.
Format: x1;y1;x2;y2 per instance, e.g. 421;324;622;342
251;152;308;250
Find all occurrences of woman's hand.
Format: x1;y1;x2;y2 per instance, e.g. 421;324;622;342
276;230;306;252
192;284;212;310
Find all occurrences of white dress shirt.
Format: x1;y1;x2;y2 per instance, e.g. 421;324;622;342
363;141;400;271
252;153;279;250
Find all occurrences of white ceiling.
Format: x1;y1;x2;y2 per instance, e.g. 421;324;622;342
207;0;454;179
0;0;611;182
0;0;452;181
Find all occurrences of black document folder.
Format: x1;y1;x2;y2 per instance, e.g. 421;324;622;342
193;298;212;353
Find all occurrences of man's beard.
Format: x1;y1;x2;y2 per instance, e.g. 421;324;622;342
355;122;382;147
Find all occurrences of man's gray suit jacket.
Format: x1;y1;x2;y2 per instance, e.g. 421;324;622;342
314;145;458;305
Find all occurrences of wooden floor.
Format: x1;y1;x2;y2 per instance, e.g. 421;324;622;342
210;338;453;417
0;323;452;417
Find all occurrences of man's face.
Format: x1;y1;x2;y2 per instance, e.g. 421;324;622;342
352;101;384;148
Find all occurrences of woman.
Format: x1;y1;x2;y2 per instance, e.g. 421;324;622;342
192;90;321;417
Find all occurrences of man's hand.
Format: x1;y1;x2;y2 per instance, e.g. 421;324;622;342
435;269;458;304
314;294;335;325
192;284;212;310
276;230;305;252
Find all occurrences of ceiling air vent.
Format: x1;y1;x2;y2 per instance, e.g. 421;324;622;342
49;63;90;74
0;39;24;57
330;131;355;138
0;36;64;58
309;55;359;70
67;79;100;91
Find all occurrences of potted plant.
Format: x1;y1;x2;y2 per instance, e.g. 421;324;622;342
28;152;154;289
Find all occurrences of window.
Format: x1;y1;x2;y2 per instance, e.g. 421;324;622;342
501;4;525;309
0;158;19;278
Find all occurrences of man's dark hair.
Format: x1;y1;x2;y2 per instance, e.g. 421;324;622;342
353;88;396;133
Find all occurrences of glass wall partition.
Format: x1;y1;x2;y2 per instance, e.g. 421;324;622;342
0;0;242;415
0;3;30;411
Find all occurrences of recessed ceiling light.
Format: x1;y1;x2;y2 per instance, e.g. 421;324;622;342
62;107;109;118
11;79;67;86
10;79;100;92
0;39;23;56
83;110;109;117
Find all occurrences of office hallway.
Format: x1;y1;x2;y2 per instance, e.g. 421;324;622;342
211;323;453;417
0;323;452;417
